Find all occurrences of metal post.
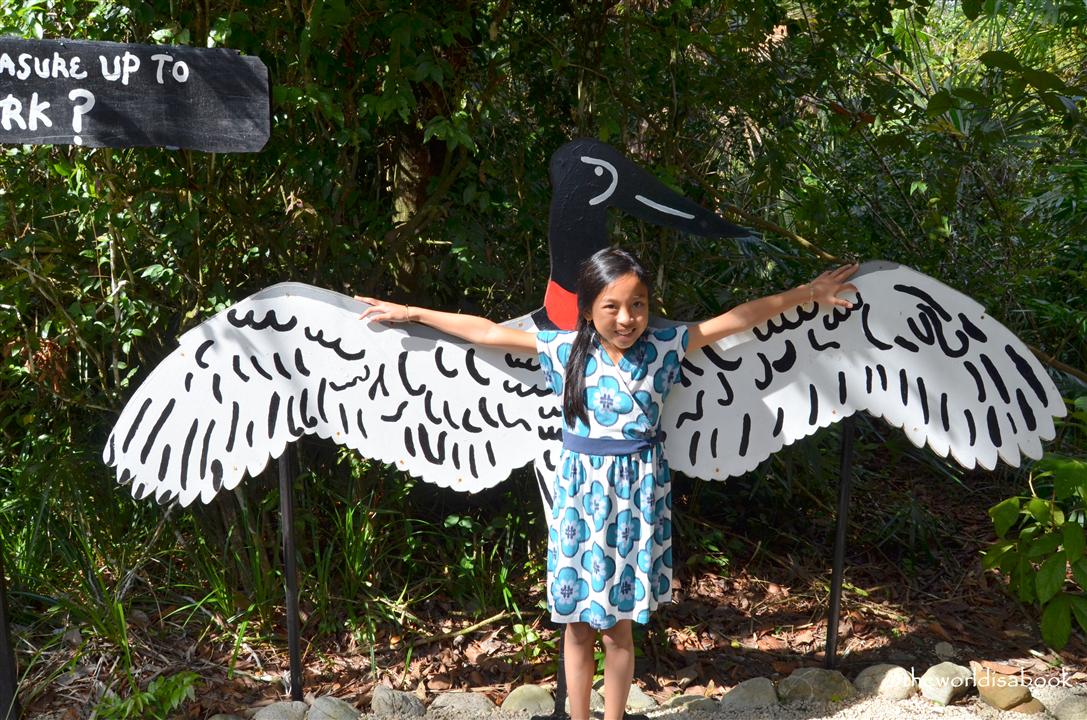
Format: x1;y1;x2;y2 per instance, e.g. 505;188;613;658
0;539;19;720
553;630;566;717
278;446;303;701
825;416;855;669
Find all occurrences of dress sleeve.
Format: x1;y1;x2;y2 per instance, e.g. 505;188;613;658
647;324;689;396
535;330;565;396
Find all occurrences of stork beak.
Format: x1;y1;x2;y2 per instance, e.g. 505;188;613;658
603;157;748;238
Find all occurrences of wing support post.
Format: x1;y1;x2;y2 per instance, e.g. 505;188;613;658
279;445;304;700
825;416;856;668
0;540;17;720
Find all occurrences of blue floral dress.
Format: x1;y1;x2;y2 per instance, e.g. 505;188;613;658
536;325;690;630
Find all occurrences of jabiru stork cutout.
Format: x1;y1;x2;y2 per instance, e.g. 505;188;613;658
102;139;1065;704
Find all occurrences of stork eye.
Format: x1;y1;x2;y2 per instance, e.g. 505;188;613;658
579;155;618;206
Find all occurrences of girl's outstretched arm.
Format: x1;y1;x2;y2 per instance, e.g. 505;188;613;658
355;296;536;353
687;263;860;353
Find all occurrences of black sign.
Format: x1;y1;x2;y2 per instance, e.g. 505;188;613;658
0;37;269;152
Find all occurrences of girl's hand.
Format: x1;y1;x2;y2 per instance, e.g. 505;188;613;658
806;263;860;309
355;296;412;323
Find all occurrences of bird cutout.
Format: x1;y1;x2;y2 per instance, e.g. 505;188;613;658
102;140;1067;511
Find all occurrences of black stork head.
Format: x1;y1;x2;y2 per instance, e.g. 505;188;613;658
538;138;751;330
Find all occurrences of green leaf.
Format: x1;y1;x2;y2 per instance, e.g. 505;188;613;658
1072;558;1087;589
962;0;982;20
980;50;1021;72
1038;456;1087;500
1022;69;1067;92
1037;553;1067;604
951;86;988;105
1041;593;1072;650
1027;497;1052;524
1027;531;1064;558
983;539;1016;569
989;497;1020;538
1064;522;1086;562
1070;595;1087;635
926;89;954;116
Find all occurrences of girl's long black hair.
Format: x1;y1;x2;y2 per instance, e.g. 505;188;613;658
563;247;654;429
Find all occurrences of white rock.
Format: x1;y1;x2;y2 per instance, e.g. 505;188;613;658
208;715;244;720
253;701;309;720
918;662;973;706
934;641;957;660
853;664;916;700
428;692;497;715
564;689;604;713
664;695;717;712
624;684;657;710
500;685;553;714
309;695;361;720
777;667;856;703
371;684;426;716
1053;695;1087;720
718;677;779;709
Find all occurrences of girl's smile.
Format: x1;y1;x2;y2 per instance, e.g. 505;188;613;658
587;273;649;363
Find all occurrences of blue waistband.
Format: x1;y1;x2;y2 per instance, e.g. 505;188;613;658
561;432;662;456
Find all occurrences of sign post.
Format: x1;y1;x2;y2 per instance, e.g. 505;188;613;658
0;35;268;718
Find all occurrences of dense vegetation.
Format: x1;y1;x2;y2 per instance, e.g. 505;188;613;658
1;0;1084;714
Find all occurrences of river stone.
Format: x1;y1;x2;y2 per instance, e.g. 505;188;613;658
853;664;916;700
972;664;1032;710
253;701;309;720
1008;698;1046;713
777;667;856;703
624;684;657;710
663;694;717;712
1053;695;1087;720
918;662;973;706
934;641;957;660
718;677;779;709
309;696;361;720
564;689;604;713
371;684;426;716
208;716;244;720
428;692;497;714
500;685;553;714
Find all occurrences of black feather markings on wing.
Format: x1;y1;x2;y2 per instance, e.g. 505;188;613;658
700;345;742;372
123;397;153;453
504;353;540;372
273;353;292;380
497;404;531;431
808;328;840;351
381;400;409;423
329;369;370;391
894;284;952;321
140;398;176;464
368;364;389;400
227;308;298;332
676;390;704;428
538;426;561;440
464;349;491;386
249;355;273;381
434;346;459;378
478;397;501;428
398;352;427;396
503;379;551;398
753;302;819;342
860;304;893;350
195;339;215;369
304;326;366;361
232;355;251;382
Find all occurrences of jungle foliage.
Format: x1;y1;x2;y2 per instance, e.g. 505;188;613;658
0;0;1085;709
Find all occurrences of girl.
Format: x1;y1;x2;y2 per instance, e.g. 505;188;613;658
358;248;858;720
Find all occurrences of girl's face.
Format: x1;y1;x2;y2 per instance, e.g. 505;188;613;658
586;273;649;356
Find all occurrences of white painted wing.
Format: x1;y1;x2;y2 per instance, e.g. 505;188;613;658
663;261;1066;479
103;282;561;507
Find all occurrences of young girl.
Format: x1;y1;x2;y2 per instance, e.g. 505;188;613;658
358;247;858;720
